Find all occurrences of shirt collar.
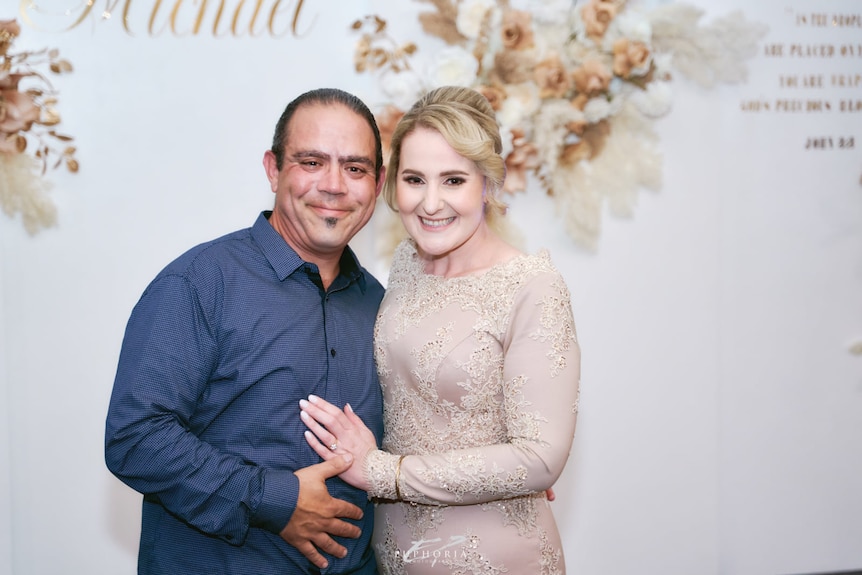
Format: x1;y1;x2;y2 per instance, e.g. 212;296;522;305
251;211;368;292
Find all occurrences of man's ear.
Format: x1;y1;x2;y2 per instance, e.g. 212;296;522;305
262;150;279;193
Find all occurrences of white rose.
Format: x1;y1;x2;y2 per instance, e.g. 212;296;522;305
427;47;479;87
500;126;515;159
582;96;613;123
380;70;425;111
456;0;497;39
629;80;673;118
614;10;653;44
497;82;540;127
510;0;573;24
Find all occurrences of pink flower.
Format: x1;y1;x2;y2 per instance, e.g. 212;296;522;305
0;89;41;134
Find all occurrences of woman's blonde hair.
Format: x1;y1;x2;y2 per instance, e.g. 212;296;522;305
383;86;508;224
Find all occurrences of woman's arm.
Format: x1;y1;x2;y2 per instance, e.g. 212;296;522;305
302;269;580;505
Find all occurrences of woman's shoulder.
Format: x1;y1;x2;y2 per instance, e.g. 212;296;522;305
494;247;559;280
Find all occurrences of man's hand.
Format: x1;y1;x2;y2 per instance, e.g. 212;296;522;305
279;455;364;570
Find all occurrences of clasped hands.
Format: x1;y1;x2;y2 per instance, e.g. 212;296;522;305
279;396;376;570
289;394;557;569
299;395;376;492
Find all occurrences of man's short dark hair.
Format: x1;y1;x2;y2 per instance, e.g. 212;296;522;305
270;88;383;178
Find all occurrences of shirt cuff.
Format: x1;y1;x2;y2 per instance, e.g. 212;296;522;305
251;469;299;533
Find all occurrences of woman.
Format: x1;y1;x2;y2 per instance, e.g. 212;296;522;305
300;85;580;574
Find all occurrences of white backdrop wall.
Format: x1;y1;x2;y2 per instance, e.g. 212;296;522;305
1;0;861;574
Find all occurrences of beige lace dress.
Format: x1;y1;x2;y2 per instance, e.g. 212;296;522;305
364;239;580;574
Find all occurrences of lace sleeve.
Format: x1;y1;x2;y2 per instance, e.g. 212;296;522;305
366;267;580;506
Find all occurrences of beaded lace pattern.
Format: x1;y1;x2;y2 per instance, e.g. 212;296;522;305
366;239;580;574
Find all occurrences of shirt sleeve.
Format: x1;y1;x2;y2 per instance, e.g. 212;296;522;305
364;269;580;504
104;273;298;542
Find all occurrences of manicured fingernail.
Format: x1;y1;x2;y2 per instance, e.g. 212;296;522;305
300;410;309;420
346;403;353;413
299;399;308;408
308;394;319;403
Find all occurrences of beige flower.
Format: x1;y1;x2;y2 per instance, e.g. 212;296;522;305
0;89;40;134
476;84;507;111
503;128;539;194
0;19;21;36
0;72;25;91
491;49;535;85
0;133;25;154
612;38;651;78
561;118;610;165
533;53;571;99
565;118;588;137
0;19;20;56
500;10;534;51
581;0;617;43
354;36;389;73
376;104;404;165
456;0;497;40
571;59;611;109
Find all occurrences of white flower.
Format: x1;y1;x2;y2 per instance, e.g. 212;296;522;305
496;82;541;129
380;69;425;110
456;0;497;39
583;96;613;123
500;126;515;159
510;0;574;24
426;47;479;87
614;10;653;44
629;80;673;118
652;52;674;76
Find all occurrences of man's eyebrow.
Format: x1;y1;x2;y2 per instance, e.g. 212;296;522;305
339;155;375;168
290;150;374;168
290;150;328;161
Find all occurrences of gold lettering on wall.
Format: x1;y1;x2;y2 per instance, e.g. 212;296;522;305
18;0;311;37
740;7;861;151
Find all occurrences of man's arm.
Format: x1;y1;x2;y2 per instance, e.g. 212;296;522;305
106;274;368;566
105;274;261;540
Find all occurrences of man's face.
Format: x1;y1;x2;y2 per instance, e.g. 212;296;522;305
263;103;382;263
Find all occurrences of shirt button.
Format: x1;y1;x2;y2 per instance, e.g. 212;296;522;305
330;348;336;357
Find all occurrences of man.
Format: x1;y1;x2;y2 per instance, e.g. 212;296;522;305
105;88;385;574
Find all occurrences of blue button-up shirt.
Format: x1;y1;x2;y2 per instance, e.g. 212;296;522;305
105;212;384;574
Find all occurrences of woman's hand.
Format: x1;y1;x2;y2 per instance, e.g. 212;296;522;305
299;395;376;492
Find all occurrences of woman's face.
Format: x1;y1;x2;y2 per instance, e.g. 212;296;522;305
395;127;487;260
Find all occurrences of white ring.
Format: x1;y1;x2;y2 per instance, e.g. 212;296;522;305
329;442;338;451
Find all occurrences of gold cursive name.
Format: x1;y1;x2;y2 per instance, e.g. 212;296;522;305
19;0;314;37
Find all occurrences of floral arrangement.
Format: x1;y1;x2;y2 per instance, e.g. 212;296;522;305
0;18;77;235
352;0;767;250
